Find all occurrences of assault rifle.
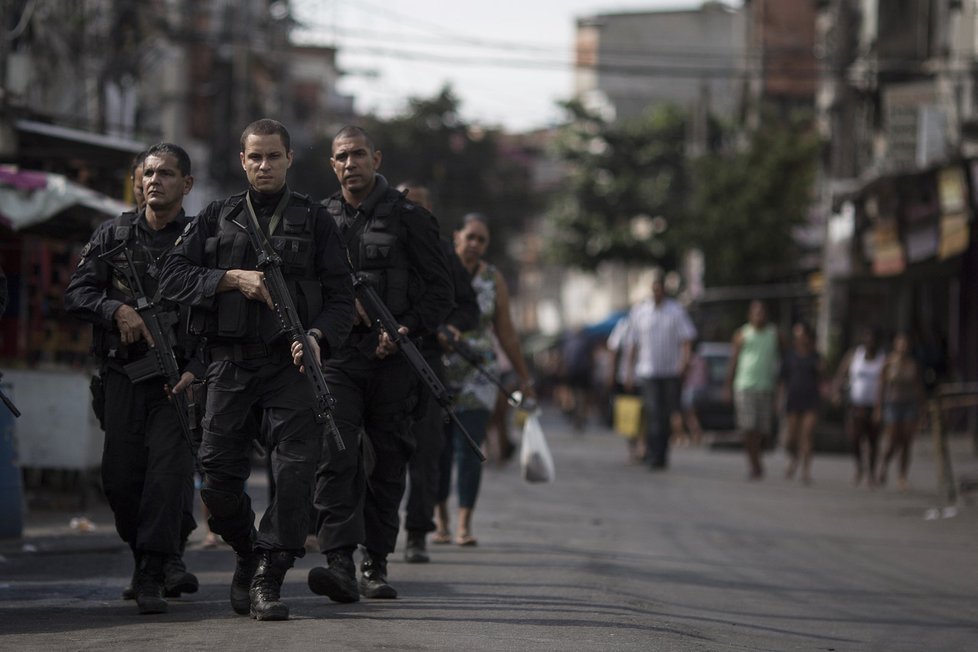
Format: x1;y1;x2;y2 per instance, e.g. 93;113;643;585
353;273;486;462
0;372;20;418
239;205;345;453
99;242;197;453
437;326;535;410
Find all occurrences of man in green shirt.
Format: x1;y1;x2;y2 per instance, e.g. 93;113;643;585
725;300;780;479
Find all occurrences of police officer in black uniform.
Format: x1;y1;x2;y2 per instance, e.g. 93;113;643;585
396;182;480;564
306;126;453;602
159;119;354;621
65;143;201;615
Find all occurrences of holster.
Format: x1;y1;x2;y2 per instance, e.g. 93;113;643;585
187;380;207;437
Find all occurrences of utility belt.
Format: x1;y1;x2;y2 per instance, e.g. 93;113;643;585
209;339;289;363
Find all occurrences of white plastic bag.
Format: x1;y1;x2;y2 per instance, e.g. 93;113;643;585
520;411;555;483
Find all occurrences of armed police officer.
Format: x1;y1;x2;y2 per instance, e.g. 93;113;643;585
396;182;480;564
159;119;355;621
306;127;453;602
65;143;202;615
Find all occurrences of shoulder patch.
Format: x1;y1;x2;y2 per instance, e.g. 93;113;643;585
173;220;195;246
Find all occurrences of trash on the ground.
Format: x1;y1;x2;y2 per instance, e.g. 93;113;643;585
21;543;36;553
924;506;959;520
69;517;96;532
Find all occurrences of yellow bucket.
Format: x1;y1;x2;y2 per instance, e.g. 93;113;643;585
613;395;643;439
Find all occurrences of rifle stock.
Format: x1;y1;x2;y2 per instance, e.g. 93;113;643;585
353;274;486;463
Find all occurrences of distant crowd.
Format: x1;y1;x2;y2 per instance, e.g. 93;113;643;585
545;275;928;490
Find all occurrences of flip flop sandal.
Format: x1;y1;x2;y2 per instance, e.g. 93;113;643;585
432;531;452;544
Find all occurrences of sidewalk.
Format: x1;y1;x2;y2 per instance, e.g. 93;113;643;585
0;497;122;557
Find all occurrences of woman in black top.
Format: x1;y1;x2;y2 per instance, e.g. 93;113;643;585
780;323;823;484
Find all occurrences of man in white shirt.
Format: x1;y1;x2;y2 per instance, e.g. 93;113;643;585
624;274;696;470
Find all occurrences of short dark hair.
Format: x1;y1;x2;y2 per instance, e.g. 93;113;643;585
241;119;291;153
144;142;192;176
460;212;489;230
130;150;149;179
332;125;375;154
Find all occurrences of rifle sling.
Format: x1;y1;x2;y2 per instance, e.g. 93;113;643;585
244;189;292;245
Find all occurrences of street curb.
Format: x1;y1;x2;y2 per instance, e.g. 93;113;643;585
0;533;126;558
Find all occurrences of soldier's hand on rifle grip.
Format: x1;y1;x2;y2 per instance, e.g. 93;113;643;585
376;325;409;359
114;304;155;347
354;299;371;328
291;335;321;375
166;371;195;397
222;269;273;309
437;325;461;352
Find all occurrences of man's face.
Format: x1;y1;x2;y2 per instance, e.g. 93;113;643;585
132;163;145;210
331;134;381;199
142;153;192;213
749;301;767;326
651;280;665;303
240;134;293;193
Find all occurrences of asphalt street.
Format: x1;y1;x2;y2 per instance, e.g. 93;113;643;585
1;407;977;651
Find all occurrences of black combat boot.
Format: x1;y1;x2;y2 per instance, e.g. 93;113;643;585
307;546;359;603
359;549;397;599
163;544;199;598
404;530;429;564
249;550;294;621
230;550;260;615
133;552;168;614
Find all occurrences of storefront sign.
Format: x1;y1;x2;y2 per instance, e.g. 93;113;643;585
938;213;970;259
938;166;967;215
871;222;906;276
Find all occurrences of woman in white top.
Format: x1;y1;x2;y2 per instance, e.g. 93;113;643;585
833;327;885;486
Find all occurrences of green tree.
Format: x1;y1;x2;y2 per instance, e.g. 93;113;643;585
544;102;688;271
360;86;536;265
684;114;818;286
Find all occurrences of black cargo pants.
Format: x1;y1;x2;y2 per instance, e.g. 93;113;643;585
101;367;196;555
315;339;419;555
199;352;321;554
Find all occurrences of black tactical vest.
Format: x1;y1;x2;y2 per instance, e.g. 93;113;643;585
103;212;169;303
94;212;180;360
190;191;323;342
324;189;419;318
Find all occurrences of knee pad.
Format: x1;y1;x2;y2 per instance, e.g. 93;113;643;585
200;487;244;520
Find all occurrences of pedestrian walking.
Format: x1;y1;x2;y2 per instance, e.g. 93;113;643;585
65;143;201;614
307;126;453;602
780;322;822;484
159;119;356;621
726;300;780;479
832;327;885;486
434;212;536;546
622;272;696;470
876;332;926;491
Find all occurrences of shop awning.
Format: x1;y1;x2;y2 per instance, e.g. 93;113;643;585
0;166;129;240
